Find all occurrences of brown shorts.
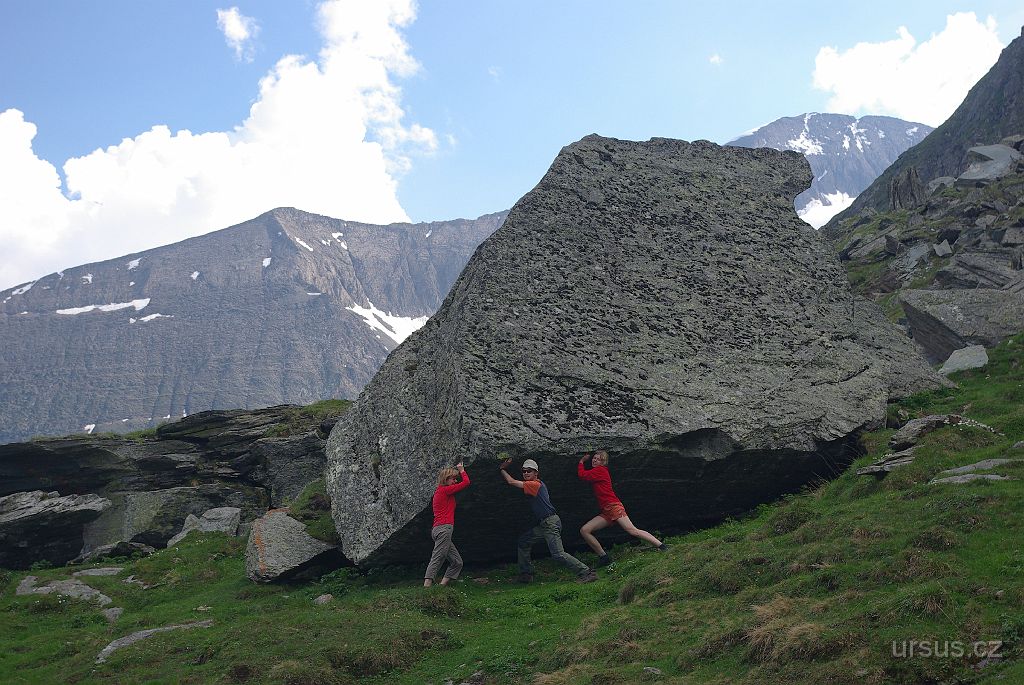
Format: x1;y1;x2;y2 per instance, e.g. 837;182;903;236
600;502;627;522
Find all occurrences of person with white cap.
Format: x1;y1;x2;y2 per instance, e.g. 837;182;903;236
499;456;597;584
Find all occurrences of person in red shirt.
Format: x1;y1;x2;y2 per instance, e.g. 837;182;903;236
578;450;667;566
423;462;470;587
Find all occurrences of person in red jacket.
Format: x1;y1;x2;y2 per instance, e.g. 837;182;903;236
578;450;667;566
423;462;470;587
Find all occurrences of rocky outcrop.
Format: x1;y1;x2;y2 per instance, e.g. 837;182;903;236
0;491;111;569
166;506;242;547
889;167;927;210
0;403;344;565
327;134;944;566
900;289;1024;363
0;208;506;444
939;345;989;375
826;27;1024;220
956;144;1024;187
245;510;341;582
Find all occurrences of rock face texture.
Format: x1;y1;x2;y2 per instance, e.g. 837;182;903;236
327;134;945;566
729;113;932;226
0;208;505;444
900;289;1024;363
0;491;111;569
827;27;1024;220
0;403;345;565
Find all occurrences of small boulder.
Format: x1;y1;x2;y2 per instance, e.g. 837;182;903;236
940;345;989;376
956;144;1023;186
1002;227;1024;247
166;506;242;547
936;459;1018;476
245;510;341;583
932;240;953;257
890;415;954;450
856;447;918;477
95;620;214;663
71;541;155;565
313;593;333;605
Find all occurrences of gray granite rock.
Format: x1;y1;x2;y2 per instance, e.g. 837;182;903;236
937;459;1018;476
0;491;110;569
900;289;1024;363
95;620;213;663
16;575;113;606
1002;226;1024;246
889;166;927;210
856;447;919;477
70;541;156;565
84;484;266;550
934;247;1022;289
890;415;954;450
933;240;953;257
955;144;1023;186
250;431;327;505
72;566;123;577
930;473;1010;485
245;510;340;582
166;506;242;547
327;135;945;566
940;345;989;375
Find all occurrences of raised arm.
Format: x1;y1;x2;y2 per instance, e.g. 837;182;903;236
437;463;471;494
577;454;600;481
500;458;524;489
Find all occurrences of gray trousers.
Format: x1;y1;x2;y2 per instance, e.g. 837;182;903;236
424;524;463;580
517;514;589;575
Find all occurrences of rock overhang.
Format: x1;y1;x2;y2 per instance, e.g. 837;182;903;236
327;134;946;566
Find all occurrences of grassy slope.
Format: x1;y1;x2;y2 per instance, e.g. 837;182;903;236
2;340;1023;684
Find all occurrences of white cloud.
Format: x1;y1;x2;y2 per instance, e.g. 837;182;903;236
709;54;723;66
487;65;501;81
217;7;260;62
812;13;1004;127
0;0;434;291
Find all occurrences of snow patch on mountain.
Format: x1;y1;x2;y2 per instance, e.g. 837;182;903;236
786;114;824;155
798;191;855;228
345;300;429;344
127;259;141;271
57;298;151;315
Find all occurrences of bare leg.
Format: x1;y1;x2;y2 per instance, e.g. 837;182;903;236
617;515;662;547
580;515;613;555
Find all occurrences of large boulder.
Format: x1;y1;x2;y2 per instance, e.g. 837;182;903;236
900;288;1024;363
326;135;945;566
245;509;341;582
0;491;111;568
166;506;242;547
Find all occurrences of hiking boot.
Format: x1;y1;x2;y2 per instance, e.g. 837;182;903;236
576;570;598;584
516;573;534;584
655;543;670;553
596;554;613;567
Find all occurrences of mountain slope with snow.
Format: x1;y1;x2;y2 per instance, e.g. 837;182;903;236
0;208;505;443
729;113;933;227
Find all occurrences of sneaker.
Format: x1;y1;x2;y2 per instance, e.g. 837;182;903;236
576;570;598;584
596;554;613;567
516;573;534;584
656;543;670;553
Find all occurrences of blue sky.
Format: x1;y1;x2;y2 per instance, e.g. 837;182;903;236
1;1;1022;290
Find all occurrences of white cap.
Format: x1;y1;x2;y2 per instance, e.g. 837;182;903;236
522;459;539;471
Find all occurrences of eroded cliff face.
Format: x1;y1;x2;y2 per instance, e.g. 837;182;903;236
326;135;945;566
0;208;505;444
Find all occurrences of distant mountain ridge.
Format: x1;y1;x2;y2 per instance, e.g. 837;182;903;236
826;26;1024;226
730;113;932;226
0;208;505;444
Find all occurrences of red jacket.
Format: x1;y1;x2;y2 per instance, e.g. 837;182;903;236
577;462;621;508
431;472;470;527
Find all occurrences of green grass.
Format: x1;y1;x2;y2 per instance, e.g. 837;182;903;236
3;339;1024;684
289;479;340;545
263;399;352;438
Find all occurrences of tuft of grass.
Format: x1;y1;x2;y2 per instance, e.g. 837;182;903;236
289;479;341;545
